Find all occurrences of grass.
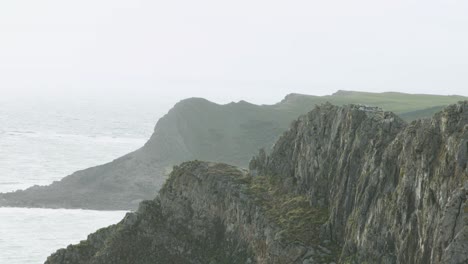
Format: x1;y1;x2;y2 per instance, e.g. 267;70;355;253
280;90;467;118
244;176;329;245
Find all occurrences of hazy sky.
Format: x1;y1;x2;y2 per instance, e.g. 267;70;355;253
0;0;467;104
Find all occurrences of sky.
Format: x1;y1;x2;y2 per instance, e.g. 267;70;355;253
0;0;467;105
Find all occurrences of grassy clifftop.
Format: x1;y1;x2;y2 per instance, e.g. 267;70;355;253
278;90;466;120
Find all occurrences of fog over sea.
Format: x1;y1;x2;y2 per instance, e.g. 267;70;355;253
0;95;166;264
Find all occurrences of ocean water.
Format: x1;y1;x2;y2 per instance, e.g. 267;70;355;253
0;96;165;263
0;208;127;264
0;97;158;193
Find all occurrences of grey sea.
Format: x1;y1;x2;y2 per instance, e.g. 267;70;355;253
0;95;166;264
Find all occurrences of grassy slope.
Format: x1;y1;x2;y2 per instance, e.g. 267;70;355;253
276;90;467;120
168;90;466;166
171;91;468;166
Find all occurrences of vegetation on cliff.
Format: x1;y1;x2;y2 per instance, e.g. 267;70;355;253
245;176;329;245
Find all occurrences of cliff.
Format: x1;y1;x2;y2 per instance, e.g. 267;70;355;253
45;102;467;263
1;92;466;210
250;102;468;263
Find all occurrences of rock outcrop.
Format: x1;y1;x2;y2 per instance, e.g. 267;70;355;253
45;102;467;263
250;102;468;263
46;162;339;264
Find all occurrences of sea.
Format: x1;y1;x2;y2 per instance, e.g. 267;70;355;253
0;95;167;264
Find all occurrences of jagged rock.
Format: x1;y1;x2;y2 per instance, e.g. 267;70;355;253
250;102;468;263
46;162;336;264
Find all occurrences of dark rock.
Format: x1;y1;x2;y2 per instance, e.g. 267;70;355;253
250;102;468;263
46;162;335;264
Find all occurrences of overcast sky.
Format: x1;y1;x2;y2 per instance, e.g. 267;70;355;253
0;0;467;105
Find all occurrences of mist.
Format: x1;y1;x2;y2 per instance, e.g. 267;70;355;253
1;0;467;105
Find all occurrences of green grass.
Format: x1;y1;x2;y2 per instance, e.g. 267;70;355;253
278;90;467;118
245;176;329;245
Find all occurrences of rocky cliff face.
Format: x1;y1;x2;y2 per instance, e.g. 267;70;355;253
45;102;467;263
250;103;468;263
46;162;339;264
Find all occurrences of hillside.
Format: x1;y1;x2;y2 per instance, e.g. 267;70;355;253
45;102;468;263
1;91;466;210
